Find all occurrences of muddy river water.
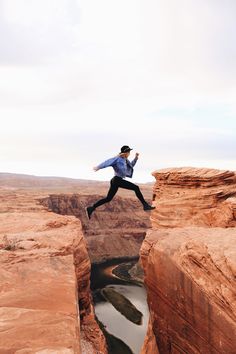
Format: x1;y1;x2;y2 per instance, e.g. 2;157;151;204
91;258;149;354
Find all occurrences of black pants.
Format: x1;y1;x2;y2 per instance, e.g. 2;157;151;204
93;176;147;209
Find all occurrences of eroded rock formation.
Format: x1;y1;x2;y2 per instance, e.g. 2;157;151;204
141;168;236;354
0;193;107;354
141;227;236;354
151;167;236;228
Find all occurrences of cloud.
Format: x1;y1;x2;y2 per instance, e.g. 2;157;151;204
0;0;235;181
1;0;236;102
0;0;80;64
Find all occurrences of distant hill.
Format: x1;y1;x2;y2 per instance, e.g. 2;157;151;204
0;172;109;188
0;172;153;190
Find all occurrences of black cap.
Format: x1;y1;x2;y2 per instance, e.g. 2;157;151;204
120;145;133;153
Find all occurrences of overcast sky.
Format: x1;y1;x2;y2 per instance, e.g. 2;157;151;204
0;0;235;182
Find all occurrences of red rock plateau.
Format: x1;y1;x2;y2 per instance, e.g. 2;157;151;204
140;167;236;354
0;173;153;353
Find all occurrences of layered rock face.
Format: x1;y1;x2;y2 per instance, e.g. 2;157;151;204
141;168;236;354
0;191;107;354
141;227;236;354
151;167;236;228
40;193;151;263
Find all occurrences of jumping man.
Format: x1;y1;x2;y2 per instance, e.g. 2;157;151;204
86;145;155;219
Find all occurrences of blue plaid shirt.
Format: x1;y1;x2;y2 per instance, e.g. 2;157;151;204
96;155;138;178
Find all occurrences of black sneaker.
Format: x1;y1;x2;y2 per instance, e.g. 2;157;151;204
86;206;95;219
143;204;155;211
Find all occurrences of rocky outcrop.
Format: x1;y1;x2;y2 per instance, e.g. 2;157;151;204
141;227;236;354
151;167;236;228
140;316;160;354
40;193;151;263
0;197;107;353
141;168;236;354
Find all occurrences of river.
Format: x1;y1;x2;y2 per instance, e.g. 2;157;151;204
91;258;149;354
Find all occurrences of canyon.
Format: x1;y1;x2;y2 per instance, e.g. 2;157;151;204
0;175;152;353
39;193;151;263
0;168;235;353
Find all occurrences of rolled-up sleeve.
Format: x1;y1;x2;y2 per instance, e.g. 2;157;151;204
96;156;118;169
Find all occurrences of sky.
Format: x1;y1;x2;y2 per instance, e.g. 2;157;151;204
0;0;235;182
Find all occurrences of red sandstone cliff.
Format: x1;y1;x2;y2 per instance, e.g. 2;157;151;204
151;167;236;228
141;167;236;354
0;191;107;354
